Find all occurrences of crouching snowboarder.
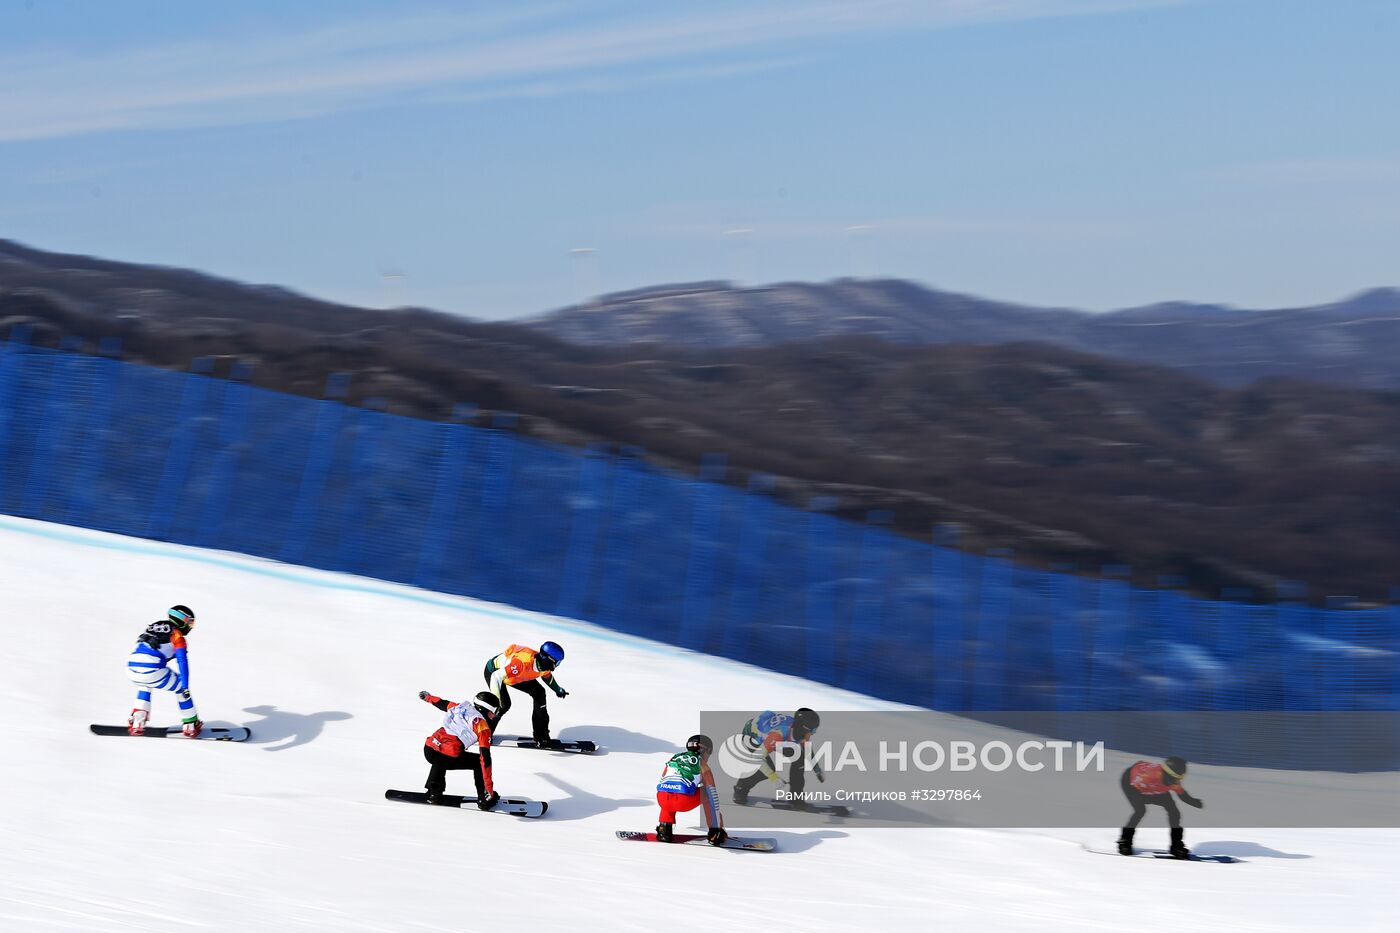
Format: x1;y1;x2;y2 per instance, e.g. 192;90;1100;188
126;605;202;737
1117;756;1204;858
656;734;727;845
730;707;823;807
419;690;502;810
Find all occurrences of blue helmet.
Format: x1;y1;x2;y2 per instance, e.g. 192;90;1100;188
539;641;565;670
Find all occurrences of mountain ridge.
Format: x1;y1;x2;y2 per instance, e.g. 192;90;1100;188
527;276;1400;389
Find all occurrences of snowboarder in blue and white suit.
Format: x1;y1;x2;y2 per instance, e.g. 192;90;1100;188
126;606;202;737
730;708;823;807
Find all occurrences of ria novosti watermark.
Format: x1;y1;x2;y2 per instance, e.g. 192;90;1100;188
699;710;1400;828
717;735;1105;780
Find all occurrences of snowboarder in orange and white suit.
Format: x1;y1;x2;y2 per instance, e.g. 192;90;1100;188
482;641;568;745
1117;756;1204;858
419;690;501;810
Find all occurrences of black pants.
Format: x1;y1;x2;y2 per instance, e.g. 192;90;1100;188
1121;767;1180;829
484;664;551;741
734;752;806;798
424;746;488;799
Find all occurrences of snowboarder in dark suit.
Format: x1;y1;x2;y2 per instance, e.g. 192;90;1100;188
1117;756;1204;858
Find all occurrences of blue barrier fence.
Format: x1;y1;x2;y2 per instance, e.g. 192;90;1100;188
2;334;1397;766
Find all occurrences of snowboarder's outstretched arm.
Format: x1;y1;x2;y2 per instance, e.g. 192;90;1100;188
419;690;453;712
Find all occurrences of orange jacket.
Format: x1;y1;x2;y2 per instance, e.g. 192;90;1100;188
493;645;546;686
485;645;566;699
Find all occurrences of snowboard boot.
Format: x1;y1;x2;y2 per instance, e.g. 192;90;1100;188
1169;827;1190;860
1116;827;1135;856
732;771;762;806
655;822;674;843
128;708;149;736
181;717;203;738
531;708;552;747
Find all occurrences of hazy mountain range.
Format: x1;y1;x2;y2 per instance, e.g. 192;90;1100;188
528;279;1400;389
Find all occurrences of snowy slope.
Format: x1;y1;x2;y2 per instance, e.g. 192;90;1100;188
0;515;1394;933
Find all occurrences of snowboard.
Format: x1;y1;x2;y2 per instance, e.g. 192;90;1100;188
89;724;252;742
493;735;597;754
616;830;776;851
1084;845;1240;864
384;789;548;818
737;796;851;818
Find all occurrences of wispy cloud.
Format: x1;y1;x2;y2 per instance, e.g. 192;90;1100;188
0;0;1189;143
426;55;811;107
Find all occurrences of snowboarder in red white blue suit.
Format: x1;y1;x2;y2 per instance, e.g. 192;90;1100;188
730;708;823;807
419;690;502;810
655;734;726;845
1117;756;1204;858
126;606;201;737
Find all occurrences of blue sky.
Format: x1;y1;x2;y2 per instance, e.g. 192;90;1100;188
1;0;1396;319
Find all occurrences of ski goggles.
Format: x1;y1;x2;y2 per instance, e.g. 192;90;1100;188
169;608;197;631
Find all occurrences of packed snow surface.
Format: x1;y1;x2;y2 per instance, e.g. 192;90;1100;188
0;516;1393;932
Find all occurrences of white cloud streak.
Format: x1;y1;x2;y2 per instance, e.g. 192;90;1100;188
0;0;1191;142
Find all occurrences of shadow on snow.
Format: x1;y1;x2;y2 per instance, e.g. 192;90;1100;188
241;705;353;752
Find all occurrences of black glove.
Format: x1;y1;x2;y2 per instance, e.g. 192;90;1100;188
555;688;569;699
707;827;728;846
1183;794;1204;809
477;791;500;811
418;690;430;701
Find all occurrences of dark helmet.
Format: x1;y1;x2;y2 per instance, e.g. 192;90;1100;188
168;605;196;633
685;734;714;758
472;691;502;721
1163;756;1187;783
538;641;565;671
793;708;820;736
